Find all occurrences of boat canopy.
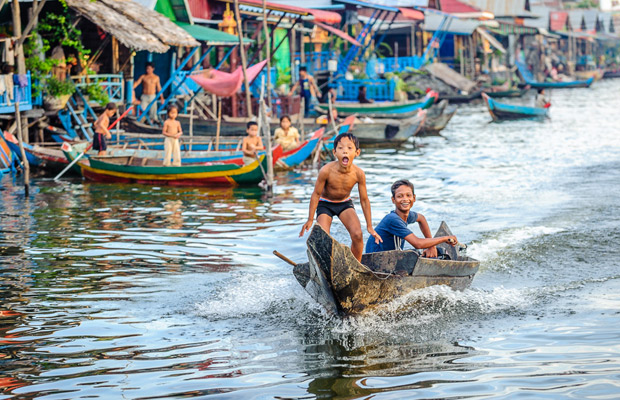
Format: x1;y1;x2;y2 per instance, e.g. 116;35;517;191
176;22;253;45
189;60;267;97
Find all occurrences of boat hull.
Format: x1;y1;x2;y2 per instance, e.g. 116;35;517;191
417;101;457;136
294;223;479;316
352;111;426;146
482;93;548;122
315;96;434;117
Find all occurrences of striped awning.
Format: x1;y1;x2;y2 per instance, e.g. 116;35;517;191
490;21;538;36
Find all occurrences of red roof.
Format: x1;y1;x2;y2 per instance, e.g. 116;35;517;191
218;0;341;24
550;11;569;32
438;0;482;14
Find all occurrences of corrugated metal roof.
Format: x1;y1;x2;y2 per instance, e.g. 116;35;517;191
466;0;535;18
422;13;480;35
566;9;584;31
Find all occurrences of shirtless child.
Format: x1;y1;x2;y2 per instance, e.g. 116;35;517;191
93;103;117;156
241;121;265;165
300;133;382;261
133;62;164;124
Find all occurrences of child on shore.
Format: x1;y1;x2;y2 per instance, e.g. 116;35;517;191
162;105;182;167
300;132;382;261
242;121;264;165
93;102;117;156
273;115;300;151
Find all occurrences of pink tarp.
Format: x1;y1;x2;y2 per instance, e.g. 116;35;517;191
189;60;267;97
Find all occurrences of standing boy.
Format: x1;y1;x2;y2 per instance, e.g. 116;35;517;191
289;67;321;117
241;121;264;165
133;62;164;124
93;103;117;156
365;179;457;256
300;133;382;261
162;105;183;167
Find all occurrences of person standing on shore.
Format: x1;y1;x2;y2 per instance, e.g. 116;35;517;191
133;62;164;124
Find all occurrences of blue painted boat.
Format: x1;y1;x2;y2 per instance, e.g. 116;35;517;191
315;95;435;118
517;61;594;89
482;93;548;122
0;134;15;175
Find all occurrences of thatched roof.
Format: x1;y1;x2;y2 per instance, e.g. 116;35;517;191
66;0;199;53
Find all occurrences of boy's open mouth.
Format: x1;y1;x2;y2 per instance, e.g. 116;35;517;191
342;157;350;165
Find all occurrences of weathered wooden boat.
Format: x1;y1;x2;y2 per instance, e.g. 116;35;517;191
603;69;620;79
574;69;604;81
485;87;530;98
286;223;479;316
417;100;457;136
482;93;548;122
1;131;75;172
314;96;434;118
437;90;482;104
0;134;14;175
62;142;268;186
350;110;426;146
517;61;594;89
275;128;324;169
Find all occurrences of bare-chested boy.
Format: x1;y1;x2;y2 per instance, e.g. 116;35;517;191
300;132;382;261
242;121;264;165
93;103;117;156
133;62;164;124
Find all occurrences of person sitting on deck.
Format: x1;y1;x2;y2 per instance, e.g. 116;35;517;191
535;89;550;109
92;103;117;157
162;105;183;167
365;179;457;257
242;121;264;165
300;133;382;262
273;115;300;151
357;86;374;104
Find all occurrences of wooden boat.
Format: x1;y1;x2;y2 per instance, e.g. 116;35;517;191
275;128;324;169
0;134;14;175
62;142;268;186
314;96;434;118
485;87;530;98
437;90;482;104
482;93;548;122
417;100;457;136
603;69;620;79
574;69;604;81
288;223;479;316
1;131;75;172
517;61;594;89
351;110;426;146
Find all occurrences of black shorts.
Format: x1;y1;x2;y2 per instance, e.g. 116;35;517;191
316;199;354;218
93;133;107;151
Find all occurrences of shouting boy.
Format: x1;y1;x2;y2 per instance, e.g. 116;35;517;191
300;133;381;261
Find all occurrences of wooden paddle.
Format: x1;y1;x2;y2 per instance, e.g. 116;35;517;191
273;250;297;267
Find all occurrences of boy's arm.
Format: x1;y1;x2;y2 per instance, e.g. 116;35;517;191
257;137;265;150
357;169;382;244
416;213;437;257
404;233;457;252
100;117;111;138
288;81;299;96
156;77;164;102
241;138;252;157
300;167;328;236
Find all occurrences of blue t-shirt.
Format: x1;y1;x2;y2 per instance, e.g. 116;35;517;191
365;211;418;253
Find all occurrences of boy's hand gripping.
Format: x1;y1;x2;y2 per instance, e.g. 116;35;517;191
368;227;383;244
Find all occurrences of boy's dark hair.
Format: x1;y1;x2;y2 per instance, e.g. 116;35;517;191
145;62;154;69
391;179;414;197
105;102;117;111
537;88;544;94
167;104;178;115
299;66;307;72
247;121;258;129
280;115;291;123
333;133;359;150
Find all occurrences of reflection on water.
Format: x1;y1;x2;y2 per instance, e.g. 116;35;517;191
1;80;619;399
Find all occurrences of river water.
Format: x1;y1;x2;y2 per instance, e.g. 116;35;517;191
1;81;619;399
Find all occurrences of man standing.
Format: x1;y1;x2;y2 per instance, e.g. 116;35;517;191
289;66;321;117
133;62;164;124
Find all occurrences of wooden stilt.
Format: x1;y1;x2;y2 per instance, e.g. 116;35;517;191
14;103;29;196
233;0;253;118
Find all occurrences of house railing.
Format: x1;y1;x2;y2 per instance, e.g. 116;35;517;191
71;73;124;103
334;78;395;101
0;72;33;114
378;56;424;73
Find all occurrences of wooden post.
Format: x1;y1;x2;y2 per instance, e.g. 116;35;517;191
14;103;29;196
299;96;305;139
12;0;29;145
327;93;337;135
260;100;274;192
115;109;120;145
262;0;272;112
215;98;221;152
233;0;253;118
189;98;195;152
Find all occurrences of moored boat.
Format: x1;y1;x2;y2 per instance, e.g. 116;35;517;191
351;110;426;146
482;93;548;122
286;223;479;316
417;100;457;136
0;134;15;175
62;142;268;186
517;61;594;89
314;95;434;118
485;87;530;98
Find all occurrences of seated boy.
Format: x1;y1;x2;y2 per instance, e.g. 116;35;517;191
366;179;457;256
300;133;382;261
241;121;264;165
